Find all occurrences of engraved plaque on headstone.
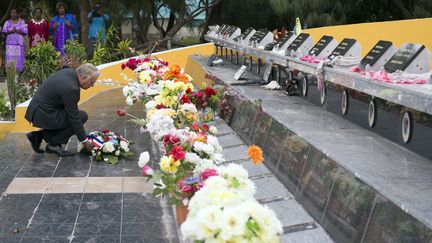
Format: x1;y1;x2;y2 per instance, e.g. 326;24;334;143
384;43;425;73
309;35;334;56
360;40;393;69
287;33;310;52
264;41;278;51
277;32;294;48
240;27;254;39
328;38;356;60
216;24;228;35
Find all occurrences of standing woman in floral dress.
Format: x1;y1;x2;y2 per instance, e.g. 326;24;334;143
1;7;28;71
28;7;49;48
50;2;78;56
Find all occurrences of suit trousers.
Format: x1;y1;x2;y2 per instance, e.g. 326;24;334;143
40;110;88;146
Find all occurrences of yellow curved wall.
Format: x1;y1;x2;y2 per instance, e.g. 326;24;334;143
2;17;431;136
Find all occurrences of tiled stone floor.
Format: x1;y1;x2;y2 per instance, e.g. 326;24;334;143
1;88;333;242
0;88;179;243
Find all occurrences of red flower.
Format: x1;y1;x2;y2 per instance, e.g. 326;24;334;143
200;168;218;181
169;145;186;161
190;124;199;131
186;88;192;94
205;87;217;97
117;109;126;117
201;124;209;131
156;104;166;109
102;129;110;133
181;95;190;104
163;134;180;146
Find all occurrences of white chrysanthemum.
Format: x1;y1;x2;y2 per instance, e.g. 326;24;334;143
211;152;225;164
193;141;215;156
207;135;223;153
115;150;120;156
120;140;128;150
185;152;201;164
145;100;156;110
209;126;217;135
180;103;198;113
138;151;150;168
126;96;134;106
102;142;115;153
217;164;249;179
219;206;249;240
240;201;283;241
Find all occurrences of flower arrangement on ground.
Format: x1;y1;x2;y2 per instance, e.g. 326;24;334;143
78;130;134;164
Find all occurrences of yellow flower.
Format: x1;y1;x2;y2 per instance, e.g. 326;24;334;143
160;155;181;173
247;145;264;165
139;71;152;84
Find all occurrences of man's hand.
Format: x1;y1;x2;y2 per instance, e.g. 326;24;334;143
83;140;94;151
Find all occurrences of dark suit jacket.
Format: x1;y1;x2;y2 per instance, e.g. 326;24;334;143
25;68;87;141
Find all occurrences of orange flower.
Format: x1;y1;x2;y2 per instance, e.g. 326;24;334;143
247;145;264;165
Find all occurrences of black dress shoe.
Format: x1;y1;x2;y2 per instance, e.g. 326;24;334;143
26;132;44;153
45;144;75;157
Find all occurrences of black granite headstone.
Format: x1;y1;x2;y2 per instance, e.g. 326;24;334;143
384;43;425;73
360;40;393;69
329;38;356;58
308;35;334;56
277;32;294;47
287;33;310;52
239;27;254;40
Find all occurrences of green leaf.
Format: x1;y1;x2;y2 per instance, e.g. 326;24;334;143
167;197;181;205
121;151;135;157
103;154;119;165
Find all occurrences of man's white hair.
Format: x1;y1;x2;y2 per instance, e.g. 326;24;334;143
76;63;100;82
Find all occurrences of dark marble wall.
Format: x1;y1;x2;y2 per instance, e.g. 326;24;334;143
219;76;432;243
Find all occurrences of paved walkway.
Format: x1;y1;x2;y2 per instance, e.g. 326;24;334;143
0;88;179;243
0;88;334;243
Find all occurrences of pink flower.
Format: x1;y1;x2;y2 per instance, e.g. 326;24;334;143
181;185;194;193
200;168;218;181
141;165;154;176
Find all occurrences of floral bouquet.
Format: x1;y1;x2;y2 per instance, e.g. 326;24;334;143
79;130;134;164
191;86;222;122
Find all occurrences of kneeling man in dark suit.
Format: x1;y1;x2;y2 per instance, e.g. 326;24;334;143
25;63;97;157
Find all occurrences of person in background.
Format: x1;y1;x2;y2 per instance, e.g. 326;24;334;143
50;2;78;55
28;8;50;48
86;2;110;58
1;8;28;71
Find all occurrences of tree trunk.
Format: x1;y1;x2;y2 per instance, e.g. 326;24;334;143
199;0;218;42
79;0;91;47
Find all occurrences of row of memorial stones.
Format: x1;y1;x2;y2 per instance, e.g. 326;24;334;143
212;24;430;74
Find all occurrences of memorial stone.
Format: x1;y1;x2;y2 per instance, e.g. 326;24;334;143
327;38;361;61
286;33;313;56
384;43;430;73
360;40;396;71
308;35;338;59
